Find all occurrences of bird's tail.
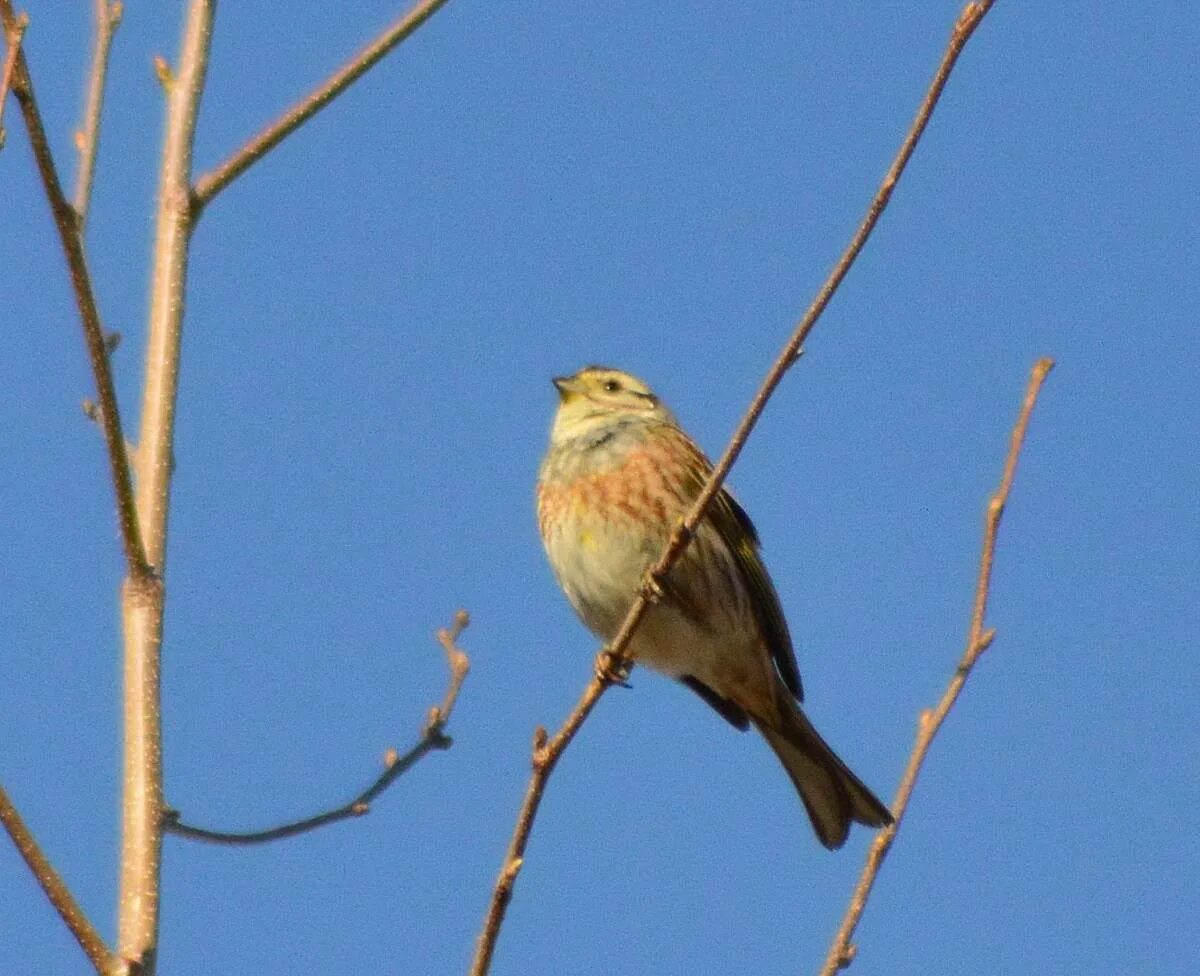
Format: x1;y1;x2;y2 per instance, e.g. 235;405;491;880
754;699;892;849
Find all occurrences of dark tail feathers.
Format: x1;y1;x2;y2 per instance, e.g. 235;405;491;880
755;699;892;849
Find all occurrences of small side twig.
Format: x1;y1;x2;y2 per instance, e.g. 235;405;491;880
164;611;471;845
818;357;1054;976
0;783;113;975
72;0;123;228
191;0;452;212
0;0;149;581
0;8;28;149
469;4;1000;973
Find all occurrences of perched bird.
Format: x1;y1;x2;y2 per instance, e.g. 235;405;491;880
536;365;892;849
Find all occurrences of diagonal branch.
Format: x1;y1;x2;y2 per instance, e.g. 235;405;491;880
0;783;113;975
191;0;453;212
819;356;1054;976
0;0;150;581
164;611;470;845
73;0;123;228
469;3;1001;973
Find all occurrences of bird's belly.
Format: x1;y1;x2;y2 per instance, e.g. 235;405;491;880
545;512;763;694
544;514;655;639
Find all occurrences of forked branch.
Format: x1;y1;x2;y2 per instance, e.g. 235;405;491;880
0;0;149;581
819;357;1053;975
0;7;27;148
73;0;124;228
164;611;471;845
469;3;1000;973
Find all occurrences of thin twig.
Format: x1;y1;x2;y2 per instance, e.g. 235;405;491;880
0;0;149;581
0;8;28;149
468;672;609;976
818;357;1054;976
191;0;452;212
469;4;1001;973
73;0;123;228
0;783;114;975
164;611;471;845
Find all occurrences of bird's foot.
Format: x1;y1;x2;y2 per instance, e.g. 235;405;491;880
595;649;633;688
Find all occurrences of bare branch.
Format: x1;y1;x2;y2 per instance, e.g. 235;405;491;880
0;8;28;149
191;0;453;212
116;4;213;971
0;783;114;975
469;3;1002;972
819;357;1054;976
72;0;123;227
469;658;609;976
0;0;150;581
164;611;471;845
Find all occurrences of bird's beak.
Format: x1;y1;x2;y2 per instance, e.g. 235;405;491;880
553;375;583;402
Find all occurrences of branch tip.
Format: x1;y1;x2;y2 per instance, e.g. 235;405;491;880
165;609;469;846
152;54;172;90
820;354;1051;975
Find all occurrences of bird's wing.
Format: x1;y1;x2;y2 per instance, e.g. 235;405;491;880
712;489;804;702
665;427;804;702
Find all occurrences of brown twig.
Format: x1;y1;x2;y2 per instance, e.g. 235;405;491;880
164;611;471;845
468;668;608;976
0;783;114;975
469;3;1001;973
819;357;1054;976
72;0;123;228
0;0;149;581
0;8;27;149
191;0;452;212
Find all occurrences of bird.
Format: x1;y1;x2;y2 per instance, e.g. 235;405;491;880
536;365;892;849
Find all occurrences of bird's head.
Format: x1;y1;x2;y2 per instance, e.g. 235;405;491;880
549;366;674;443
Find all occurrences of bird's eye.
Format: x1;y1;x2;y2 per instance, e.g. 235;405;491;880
603;379;621;393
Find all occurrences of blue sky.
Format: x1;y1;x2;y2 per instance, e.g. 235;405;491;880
2;2;1197;973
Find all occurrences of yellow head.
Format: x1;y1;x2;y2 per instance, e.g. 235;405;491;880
549;366;676;443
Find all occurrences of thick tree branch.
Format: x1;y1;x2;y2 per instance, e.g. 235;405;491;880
191;0;452;212
116;5;214;972
469;3;1001;973
0;784;114;975
73;0;123;228
0;0;150;581
164;611;471;845
819;356;1054;976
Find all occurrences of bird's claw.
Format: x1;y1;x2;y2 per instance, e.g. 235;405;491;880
641;573;665;603
595;649;633;687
